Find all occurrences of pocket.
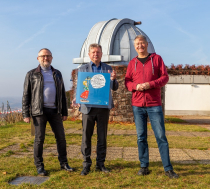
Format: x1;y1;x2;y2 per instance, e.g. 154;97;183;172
145;90;161;104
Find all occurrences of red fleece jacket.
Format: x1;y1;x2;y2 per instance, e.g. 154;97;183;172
125;53;169;107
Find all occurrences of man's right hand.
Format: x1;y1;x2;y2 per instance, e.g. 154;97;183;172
71;98;80;108
136;84;144;91
24;117;30;123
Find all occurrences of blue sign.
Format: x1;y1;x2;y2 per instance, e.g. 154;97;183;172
76;72;110;105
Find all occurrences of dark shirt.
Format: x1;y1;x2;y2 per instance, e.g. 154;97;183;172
137;54;151;64
91;61;102;72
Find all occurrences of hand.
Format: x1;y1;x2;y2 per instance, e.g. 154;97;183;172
142;82;150;90
62;116;67;121
136;84;144;91
108;70;116;80
24;117;30;123
71;98;80;108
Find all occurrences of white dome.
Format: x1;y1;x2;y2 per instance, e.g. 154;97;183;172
73;18;155;66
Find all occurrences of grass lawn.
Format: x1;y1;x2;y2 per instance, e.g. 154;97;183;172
0;157;210;188
1;122;209;150
63;120;210;132
0;118;210;188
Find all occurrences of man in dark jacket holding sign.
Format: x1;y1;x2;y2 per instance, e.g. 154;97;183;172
72;43;118;176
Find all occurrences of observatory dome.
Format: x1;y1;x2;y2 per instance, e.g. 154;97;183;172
73;18;155;66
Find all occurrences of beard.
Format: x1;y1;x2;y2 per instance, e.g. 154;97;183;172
41;61;51;68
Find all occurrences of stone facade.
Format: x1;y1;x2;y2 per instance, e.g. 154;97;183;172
69;65;134;122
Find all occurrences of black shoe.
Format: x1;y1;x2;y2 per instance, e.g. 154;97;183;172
37;167;47;176
81;167;90;176
165;170;179;179
61;164;75;172
137;167;150;176
95;165;110;173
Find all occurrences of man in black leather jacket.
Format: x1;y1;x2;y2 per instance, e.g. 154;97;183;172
22;48;74;176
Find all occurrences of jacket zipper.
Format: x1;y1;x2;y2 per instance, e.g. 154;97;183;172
40;73;44;114
143;64;146;107
53;72;59;113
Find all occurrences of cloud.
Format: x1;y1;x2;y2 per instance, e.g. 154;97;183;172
16;2;85;49
16;21;55;49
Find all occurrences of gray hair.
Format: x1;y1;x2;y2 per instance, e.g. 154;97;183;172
38;48;52;55
89;43;102;52
134;35;147;42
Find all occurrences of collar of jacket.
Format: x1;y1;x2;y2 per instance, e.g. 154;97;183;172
135;53;156;75
34;64;55;73
82;62;105;72
135;52;156;60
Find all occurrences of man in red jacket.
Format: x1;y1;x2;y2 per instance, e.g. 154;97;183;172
125;35;178;179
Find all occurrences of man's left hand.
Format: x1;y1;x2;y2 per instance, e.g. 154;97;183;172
142;82;150;90
62;116;67;121
108;70;116;80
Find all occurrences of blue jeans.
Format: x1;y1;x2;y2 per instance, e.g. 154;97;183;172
132;106;173;172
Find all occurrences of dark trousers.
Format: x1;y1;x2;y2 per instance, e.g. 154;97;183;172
32;108;67;169
81;108;110;168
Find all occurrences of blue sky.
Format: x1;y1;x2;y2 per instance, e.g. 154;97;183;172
0;0;210;98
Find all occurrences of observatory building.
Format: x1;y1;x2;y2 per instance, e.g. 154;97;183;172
73;18;155;66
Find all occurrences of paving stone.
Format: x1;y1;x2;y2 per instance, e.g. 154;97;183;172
148;148;159;155
184;149;210;160
123;147;138;161
149;155;162;162
67;145;81;158
206;150;210;156
90;147;97;159
126;130;136;135
147;131;154;136
107;130;114;135
0;144;20;154
73;130;83;134
9;176;49;186
124;156;139;161
191;132;210;137
166;131;180;136
43;145;58;156
46;130;53;134
11;154;33;158
106;147;123;160
169;149;193;162
113;130;127;135
65;128;78;134
178;132;196;137
149;148;162;162
198;160;210;164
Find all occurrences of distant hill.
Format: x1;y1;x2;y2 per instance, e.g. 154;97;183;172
0;92;71;111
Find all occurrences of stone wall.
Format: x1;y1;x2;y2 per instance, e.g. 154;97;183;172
69;65;134;122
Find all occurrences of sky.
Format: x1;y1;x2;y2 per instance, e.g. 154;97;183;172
0;0;210;99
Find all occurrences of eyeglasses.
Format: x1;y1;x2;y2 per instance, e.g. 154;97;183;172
38;55;52;58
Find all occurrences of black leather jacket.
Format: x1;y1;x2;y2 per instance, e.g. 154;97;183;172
22;65;68;118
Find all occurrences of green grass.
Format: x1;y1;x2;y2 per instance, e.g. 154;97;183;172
165;116;187;123
0;120;210;188
63;120;210;132
0;157;209;188
0;121;209;151
40;133;210;150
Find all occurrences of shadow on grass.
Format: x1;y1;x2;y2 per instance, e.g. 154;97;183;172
107;160;210;177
